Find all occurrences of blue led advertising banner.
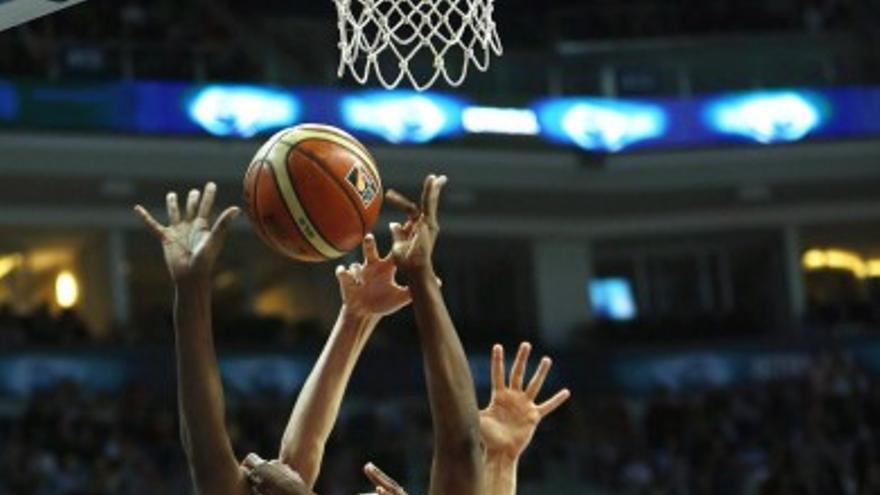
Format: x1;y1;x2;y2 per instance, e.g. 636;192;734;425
1;78;879;153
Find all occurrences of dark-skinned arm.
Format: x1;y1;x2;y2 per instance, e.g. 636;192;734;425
174;277;251;495
410;267;483;492
135;183;251;495
388;175;484;495
362;342;571;495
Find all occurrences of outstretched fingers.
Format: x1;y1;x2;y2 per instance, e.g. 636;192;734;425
510;342;532;390
349;262;365;285
362;233;380;263
210;206;240;241
166;192;181;225
197;182;217;220
386;189;420;219
537;389;571;418
335;264;356;289
424;175;447;228
364;463;407;495
134;205;166;240
525;356;553;400
185;188;200;221
491;344;505;392
419;175;433;219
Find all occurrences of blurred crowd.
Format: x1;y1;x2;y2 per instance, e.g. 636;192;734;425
566;353;880;494
3;352;880;494
0;302;873;351
0;305;330;349
0;0;255;81
0;303;531;351
0;382;188;495
0;306;89;348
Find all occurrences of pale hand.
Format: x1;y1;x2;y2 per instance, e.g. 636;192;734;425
480;342;571;461
337;234;412;318
363;462;409;495
134;182;239;282
241;453;315;495
387;174;446;274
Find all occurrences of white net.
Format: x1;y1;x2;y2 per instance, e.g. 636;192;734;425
334;0;503;91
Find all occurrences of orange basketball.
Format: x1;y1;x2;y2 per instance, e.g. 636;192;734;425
243;124;382;262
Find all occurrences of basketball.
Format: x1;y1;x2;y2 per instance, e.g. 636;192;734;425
243;124;382;262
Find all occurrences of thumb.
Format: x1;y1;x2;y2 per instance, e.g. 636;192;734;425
392;286;413;308
389;222;405;244
210;206;241;240
335;265;356;289
241;453;265;471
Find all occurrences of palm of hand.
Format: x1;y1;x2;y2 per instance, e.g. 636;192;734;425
162;219;215;278
391;220;434;270
386;175;447;273
482;342;572;462
242;455;313;495
253;463;312;495
480;389;540;458
343;256;410;317
134;183;239;284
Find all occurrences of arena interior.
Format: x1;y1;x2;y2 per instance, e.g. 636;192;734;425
2;0;880;494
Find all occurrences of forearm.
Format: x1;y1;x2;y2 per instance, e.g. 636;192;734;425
410;270;481;447
279;306;379;487
484;455;518;495
409;268;483;490
174;279;247;495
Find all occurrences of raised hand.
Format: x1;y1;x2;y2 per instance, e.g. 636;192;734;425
386;174;447;274
363;463;410;495
278;235;410;487
241;454;315;495
388;173;483;495
336;234;411;318
134;182;240;282
480;342;571;461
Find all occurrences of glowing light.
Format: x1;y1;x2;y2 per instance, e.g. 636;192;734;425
800;248;880;279
340;91;465;143
589;278;637;321
214;271;238;291
867;260;880;278
187;85;301;138
801;248;865;278
802;249;828;270
462;107;540;135
536;99;667;152
0;254;23;280
55;271;79;309
706;91;827;144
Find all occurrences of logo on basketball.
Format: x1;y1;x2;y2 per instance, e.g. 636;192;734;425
346;162;378;207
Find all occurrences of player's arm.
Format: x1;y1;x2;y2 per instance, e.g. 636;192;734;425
362;343;571;495
135;183;249;495
481;342;571;495
279;234;411;487
388;175;484;495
